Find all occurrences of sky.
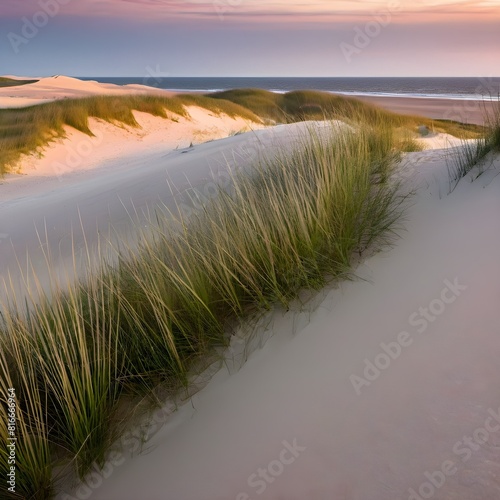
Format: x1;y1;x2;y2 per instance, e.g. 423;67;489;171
0;0;499;77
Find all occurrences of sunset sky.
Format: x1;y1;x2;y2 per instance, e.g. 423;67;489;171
0;0;499;77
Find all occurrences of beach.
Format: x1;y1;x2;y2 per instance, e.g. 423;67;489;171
357;95;495;126
1;76;499;500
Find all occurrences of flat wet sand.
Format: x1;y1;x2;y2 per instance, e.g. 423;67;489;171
355;95;497;126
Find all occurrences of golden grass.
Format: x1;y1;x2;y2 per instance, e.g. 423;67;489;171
0;94;260;175
0;89;485;176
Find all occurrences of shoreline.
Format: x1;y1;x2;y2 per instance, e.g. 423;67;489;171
354;94;496;125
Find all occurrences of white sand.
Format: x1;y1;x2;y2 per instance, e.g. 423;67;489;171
5;106;262;180
53;141;500;500
0;120;325;301
0;81;268;299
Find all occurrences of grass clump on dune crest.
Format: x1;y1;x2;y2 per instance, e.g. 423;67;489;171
447;101;500;189
177;93;262;121
1;116;410;498
211;88;391;125
0;94;260;175
0;77;38;88
210;88;485;138
486;101;500;151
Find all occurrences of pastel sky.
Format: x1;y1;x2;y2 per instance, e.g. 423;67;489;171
0;0;499;76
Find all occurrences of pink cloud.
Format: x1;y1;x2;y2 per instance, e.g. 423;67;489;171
1;0;499;23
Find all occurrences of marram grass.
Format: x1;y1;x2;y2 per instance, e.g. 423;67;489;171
2;117;411;498
0;94;260;175
0;89;485;176
0;78;38;88
447;100;500;189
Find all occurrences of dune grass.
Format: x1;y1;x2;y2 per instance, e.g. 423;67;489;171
210;88;484;137
0;330;53;500
0;88;485;176
0;116;411;498
0;94;260;175
0;78;38;88
0;87;493;497
486;101;500;151
447;101;500;188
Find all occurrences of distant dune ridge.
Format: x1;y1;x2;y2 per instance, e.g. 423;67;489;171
0;75;177;108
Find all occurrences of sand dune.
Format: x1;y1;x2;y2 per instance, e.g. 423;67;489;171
59;143;500;500
5;105;263;179
0;121;321;301
2;76;499;500
0;75;175;108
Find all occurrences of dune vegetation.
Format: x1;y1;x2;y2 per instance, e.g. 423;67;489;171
0;78;38;88
0;89;496;499
0;94;260;175
0;111;418;498
447;101;500;188
487;101;500;151
210;88;485;135
0;89;485;175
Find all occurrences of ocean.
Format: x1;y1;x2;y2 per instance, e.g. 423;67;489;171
77;77;500;101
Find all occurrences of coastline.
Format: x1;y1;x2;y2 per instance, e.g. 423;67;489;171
354;94;495;125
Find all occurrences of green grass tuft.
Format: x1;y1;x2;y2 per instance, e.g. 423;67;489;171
447;99;500;189
0;94;261;175
486;101;500;151
0;77;38;88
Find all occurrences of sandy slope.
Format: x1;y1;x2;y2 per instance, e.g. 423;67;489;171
5;105;262;179
3;74;499;499
57;143;500;500
0;98;266;299
0;121;326;301
0;75;175;108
